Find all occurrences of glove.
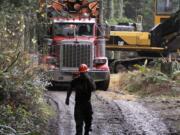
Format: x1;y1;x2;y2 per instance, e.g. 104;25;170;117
65;98;69;105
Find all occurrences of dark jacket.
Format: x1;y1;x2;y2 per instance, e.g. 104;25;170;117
66;72;96;104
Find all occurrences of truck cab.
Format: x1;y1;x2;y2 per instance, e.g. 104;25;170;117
41;0;110;90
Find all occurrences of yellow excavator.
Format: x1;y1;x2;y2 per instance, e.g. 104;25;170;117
106;0;180;73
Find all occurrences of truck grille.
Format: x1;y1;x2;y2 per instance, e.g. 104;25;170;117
60;42;93;68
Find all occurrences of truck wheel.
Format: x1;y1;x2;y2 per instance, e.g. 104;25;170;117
47;81;70;91
46;81;58;91
96;74;110;91
97;79;110;91
114;63;126;73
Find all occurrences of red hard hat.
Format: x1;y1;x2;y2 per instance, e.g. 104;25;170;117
79;64;89;73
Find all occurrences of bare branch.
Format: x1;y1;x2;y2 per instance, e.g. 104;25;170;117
4;52;21;73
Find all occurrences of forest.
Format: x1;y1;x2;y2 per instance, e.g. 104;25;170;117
0;0;179;135
103;0;153;30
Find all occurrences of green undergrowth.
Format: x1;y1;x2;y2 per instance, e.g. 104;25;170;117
119;62;180;98
107;17;134;25
0;2;55;134
0;52;55;135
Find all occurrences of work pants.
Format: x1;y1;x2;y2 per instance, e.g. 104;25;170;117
74;102;93;135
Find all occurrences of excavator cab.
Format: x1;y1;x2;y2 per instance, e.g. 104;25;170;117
154;0;180;25
151;0;180;51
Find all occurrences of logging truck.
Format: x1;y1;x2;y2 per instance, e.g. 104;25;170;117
40;0;110;90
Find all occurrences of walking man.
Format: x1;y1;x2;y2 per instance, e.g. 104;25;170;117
65;64;96;135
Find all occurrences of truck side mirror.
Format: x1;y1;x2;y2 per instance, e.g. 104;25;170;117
47;25;53;36
96;24;107;38
43;37;53;45
104;24;110;39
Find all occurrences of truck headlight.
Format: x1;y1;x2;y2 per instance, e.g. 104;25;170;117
93;58;107;65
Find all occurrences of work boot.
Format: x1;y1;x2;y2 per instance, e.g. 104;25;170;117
76;132;83;135
84;132;89;135
89;126;92;131
84;127;92;135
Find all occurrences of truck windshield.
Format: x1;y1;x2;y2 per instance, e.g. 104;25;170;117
53;23;94;36
156;0;180;15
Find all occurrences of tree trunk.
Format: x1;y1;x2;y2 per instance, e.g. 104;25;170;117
117;0;123;18
107;0;114;19
113;0;123;19
99;0;103;25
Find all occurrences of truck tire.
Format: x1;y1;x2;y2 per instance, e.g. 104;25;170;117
96;74;110;91
46;81;56;91
114;63;126;73
47;81;69;91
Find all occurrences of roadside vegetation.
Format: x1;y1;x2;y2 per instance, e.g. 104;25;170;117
0;1;54;135
117;60;180;98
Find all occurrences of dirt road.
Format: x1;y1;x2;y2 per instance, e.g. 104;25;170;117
48;91;177;135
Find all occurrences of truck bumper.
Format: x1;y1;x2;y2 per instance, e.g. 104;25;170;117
48;69;110;84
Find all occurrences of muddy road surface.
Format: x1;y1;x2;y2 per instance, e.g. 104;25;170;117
48;91;176;135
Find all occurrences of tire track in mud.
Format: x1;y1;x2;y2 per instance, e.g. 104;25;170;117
92;94;137;135
114;100;169;135
49;91;76;135
49;91;136;135
94;92;170;135
49;91;170;135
